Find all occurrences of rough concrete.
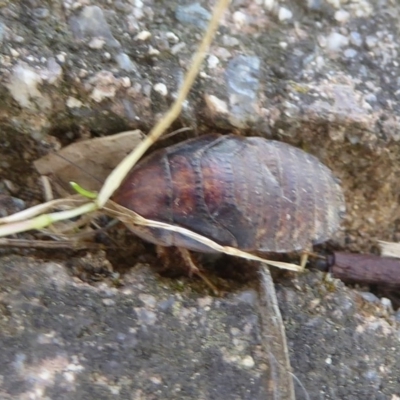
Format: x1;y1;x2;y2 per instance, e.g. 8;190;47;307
1;0;400;399
0;255;291;400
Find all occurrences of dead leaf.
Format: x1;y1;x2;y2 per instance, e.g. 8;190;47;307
34;130;144;192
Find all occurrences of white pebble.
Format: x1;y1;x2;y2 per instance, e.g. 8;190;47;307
154;83;168;96
170;42;186;55
326;0;340;8
326;32;349;51
121;77;131;88
205;94;228;115
148;46;160;56
334;9;350;23
66;97;83;108
10;48;20;57
381;297;393;312
135;30;151;41
56;53;66;63
264;0;275;11
88;37;105;49
365;35;378;49
233;11;248;28
207;54;220;69
278;7;293;21
166;32;179;44
241;355;255;368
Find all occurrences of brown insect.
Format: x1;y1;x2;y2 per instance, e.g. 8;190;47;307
113;134;345;259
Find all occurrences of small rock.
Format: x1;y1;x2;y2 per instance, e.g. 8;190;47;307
88;37;105;49
360;292;379;303
114;52;138;73
135;30;151;41
334;9;350;23
264;0;275;12
241;355;255;368
350;31;363;47
365;35;378;49
153;83;168;96
207;54;219;69
326;32;349;52
380;298;393;314
34;7;50;19
66;97;83;108
175;3;211;30
344;48;357;58
6;62;46;110
165;32;179;44
278;7;293;21
69;5;120;48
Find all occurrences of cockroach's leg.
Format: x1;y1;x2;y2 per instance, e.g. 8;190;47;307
178;247;219;295
156;244;171;269
300;253;309;271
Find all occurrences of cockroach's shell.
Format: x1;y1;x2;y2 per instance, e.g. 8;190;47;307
113;134;345;253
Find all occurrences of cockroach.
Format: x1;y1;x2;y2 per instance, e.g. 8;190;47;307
113;134;345;267
316;252;400;289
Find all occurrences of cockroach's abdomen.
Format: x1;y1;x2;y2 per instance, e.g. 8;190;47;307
113;134;345;253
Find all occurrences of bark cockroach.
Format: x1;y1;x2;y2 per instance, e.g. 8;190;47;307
113;134;346;262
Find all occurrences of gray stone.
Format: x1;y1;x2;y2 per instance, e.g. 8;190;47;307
175;3;211;30
1;0;400;398
0;255;292;400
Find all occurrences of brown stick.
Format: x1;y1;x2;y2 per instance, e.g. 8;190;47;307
330;252;400;289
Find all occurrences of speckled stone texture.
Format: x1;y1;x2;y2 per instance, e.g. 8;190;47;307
277;271;400;399
1;0;400;399
0;256;283;400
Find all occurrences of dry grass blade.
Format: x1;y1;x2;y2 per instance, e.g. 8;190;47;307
105;201;302;272
0;197;87;225
0;238;102;250
0;202;96;237
258;267;296;399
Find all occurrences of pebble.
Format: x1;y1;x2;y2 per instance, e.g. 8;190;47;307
241;355;255;368
225;55;261;127
360;292;379;303
207;54;219;69
334;9;350;23
365;35;378;49
153;83;168;96
6;63;44;110
135;31;151;41
344;48;357;58
69;5;120;48
114;52;138;72
350;31;363;47
165;32;179;44
66;97;83;108
88;37;105;49
326;32;349;52
278;7;293;21
264;0;275;11
175;3;211;30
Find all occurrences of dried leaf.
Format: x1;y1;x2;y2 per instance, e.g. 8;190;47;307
34;130;144;192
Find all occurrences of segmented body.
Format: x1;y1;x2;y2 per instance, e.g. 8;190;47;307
113;134;345;253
